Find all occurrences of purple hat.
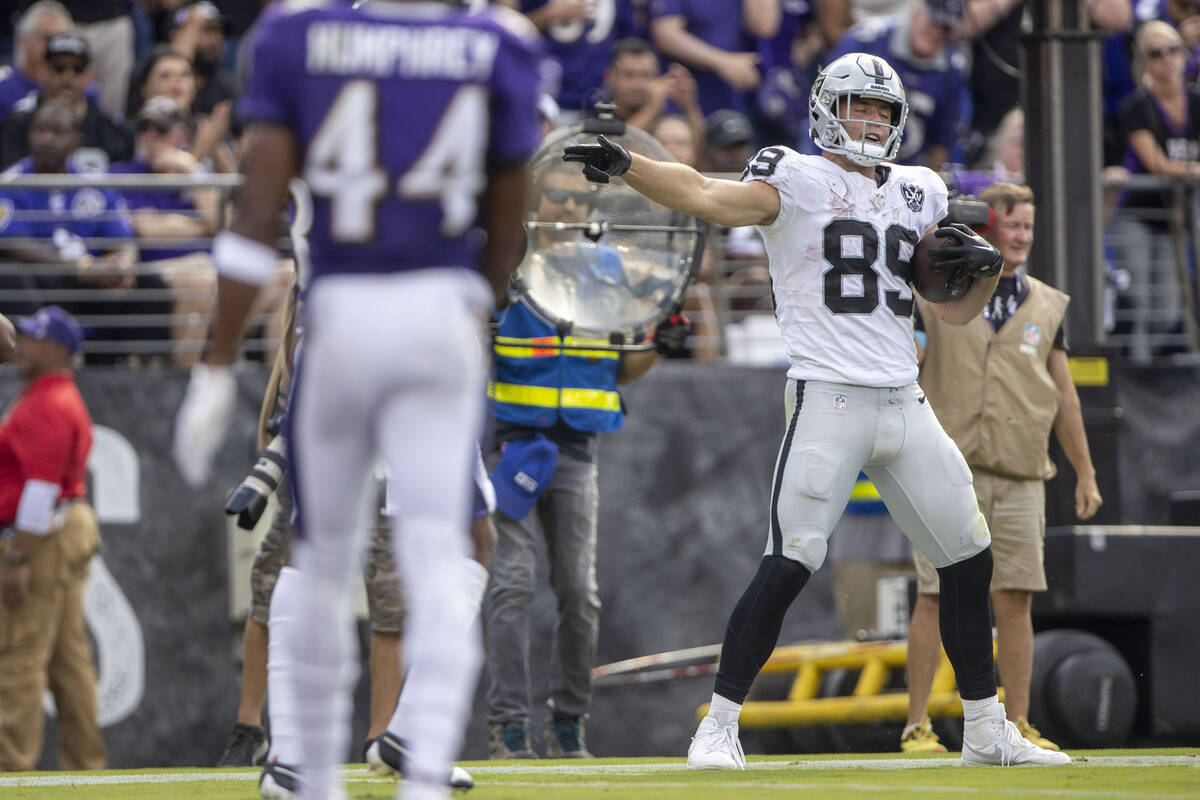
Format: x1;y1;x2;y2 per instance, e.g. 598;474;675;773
16;305;83;355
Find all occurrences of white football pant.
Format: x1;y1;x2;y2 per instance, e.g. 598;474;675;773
274;269;490;800
766;379;991;571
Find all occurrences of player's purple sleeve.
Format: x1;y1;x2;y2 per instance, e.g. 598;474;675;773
488;30;545;166
237;14;298;128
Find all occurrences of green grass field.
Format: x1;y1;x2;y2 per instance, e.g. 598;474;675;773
1;750;1198;799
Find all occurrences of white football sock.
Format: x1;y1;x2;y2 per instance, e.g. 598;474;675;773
265;567;303;766
962;694;1002;722
268;564;359;800
389;558;487;741
709;693;742;727
390;520;483;784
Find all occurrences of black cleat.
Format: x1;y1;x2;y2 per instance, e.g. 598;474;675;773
216;722;269;767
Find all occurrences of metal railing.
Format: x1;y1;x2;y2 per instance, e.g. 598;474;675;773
1102;173;1200;363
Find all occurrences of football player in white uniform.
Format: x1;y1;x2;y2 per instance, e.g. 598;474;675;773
564;53;1071;769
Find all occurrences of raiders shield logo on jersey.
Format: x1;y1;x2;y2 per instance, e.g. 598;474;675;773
901;182;925;212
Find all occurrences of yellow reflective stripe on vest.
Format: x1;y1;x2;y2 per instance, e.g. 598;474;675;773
493;335;619;360
560;387;621;411
490;382;620;411
489;382;559;407
850;480;882;503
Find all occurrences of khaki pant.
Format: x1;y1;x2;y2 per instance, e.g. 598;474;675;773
0;502;106;771
914;469;1047;594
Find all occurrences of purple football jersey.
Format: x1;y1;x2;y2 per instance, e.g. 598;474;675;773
238;2;543;282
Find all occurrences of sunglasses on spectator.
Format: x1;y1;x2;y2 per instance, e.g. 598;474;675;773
137;119;176;134
1146;45;1186;60
544;188;592;205
49;60;87;75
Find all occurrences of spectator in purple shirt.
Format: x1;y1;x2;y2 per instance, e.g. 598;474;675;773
110;94;284;365
110;95;218;257
0;99;175;362
0;2;73;126
125;46;236;174
649;0;782;116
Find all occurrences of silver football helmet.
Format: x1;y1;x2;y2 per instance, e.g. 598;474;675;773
809;53;908;166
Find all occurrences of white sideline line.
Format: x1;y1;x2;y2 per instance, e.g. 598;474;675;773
467;755;1200;774
0;756;1193;787
495;781;1186;798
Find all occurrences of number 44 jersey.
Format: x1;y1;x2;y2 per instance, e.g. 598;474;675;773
742;147;949;387
239;1;543;283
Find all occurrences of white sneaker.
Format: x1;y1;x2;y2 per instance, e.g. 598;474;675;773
962;706;1072;766
686;715;746;770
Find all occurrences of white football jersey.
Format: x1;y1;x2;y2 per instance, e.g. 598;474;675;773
744;148;948;387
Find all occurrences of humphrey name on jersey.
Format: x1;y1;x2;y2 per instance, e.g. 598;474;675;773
306;20;500;80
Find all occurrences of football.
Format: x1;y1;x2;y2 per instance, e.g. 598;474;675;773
911;230;972;303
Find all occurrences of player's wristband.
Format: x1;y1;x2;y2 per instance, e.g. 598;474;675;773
213;231;278;286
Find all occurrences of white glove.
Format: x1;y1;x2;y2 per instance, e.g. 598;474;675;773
173;363;237;488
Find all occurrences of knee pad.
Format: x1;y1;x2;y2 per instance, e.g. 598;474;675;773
774;528;828;572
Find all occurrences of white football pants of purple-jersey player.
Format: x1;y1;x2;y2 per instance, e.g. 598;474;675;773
266;271;493;799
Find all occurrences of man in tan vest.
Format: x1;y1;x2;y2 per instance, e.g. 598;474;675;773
900;183;1104;754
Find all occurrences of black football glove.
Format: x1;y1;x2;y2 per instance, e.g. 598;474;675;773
928;222;1004;280
562;134;632;184
652;313;692;355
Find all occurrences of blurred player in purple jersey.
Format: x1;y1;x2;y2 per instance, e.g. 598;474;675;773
173;2;542;799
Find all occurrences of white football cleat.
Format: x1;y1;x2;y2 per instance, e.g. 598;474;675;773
686;715;747;770
962;705;1072;766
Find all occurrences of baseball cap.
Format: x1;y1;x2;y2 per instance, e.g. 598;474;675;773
15;305;84;355
173;1;225;29
925;0;966;25
705;109;754;147
490;435;559;520
137;95;189;130
45;31;90;64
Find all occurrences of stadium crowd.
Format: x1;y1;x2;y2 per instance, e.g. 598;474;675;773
0;0;1196;366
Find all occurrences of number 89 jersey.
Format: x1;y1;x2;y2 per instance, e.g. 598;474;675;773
743;146;948;387
239;1;542;283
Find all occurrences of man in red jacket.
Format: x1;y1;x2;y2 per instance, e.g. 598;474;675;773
0;305;105;771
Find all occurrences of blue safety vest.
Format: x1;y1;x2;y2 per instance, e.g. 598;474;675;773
490;301;624;433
